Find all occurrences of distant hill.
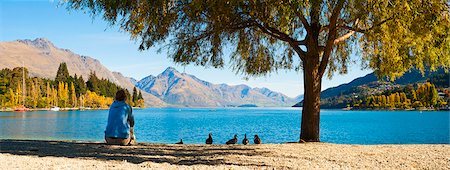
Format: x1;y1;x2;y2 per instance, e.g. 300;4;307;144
136;67;296;107
0;38;166;107
293;69;449;108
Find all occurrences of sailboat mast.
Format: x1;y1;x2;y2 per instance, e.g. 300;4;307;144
22;61;25;106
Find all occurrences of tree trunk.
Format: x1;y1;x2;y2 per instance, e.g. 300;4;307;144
300;55;322;142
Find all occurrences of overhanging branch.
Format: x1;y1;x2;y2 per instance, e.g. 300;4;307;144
252;20;306;46
339;17;393;33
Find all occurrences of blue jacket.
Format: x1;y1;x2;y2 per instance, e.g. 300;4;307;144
104;101;134;138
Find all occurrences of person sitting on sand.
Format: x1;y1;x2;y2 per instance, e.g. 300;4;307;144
104;89;136;145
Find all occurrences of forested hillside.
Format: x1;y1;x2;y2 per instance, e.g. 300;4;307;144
0;63;144;109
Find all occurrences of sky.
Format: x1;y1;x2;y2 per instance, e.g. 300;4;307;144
0;0;372;98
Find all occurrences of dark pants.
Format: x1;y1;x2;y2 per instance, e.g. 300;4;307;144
105;127;135;145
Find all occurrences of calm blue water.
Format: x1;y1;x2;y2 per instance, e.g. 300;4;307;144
0;108;448;144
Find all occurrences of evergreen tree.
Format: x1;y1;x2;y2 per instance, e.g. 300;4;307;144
86;72;99;93
77;75;87;95
55;63;70;83
138;90;143;100
132;87;138;104
125;89;132;105
0;78;7;95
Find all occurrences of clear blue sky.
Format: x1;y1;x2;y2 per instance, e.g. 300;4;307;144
0;0;371;98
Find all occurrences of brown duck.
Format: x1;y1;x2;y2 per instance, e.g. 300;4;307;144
206;133;213;144
242;134;249;145
254;134;261;144
226;134;238;144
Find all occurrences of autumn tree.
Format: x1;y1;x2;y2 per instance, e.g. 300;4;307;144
65;0;450;142
70;82;77;107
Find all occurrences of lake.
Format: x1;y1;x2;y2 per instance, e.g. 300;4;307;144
0;108;448;144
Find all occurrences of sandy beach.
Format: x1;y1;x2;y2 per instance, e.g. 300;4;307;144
0;139;449;169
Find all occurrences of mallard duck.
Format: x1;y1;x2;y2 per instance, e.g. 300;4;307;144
206;133;213;144
226;134;238;144
254;134;261;144
175;139;183;144
242;134;249;145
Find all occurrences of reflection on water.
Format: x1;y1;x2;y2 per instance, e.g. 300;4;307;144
0;108;449;144
0;111;71;119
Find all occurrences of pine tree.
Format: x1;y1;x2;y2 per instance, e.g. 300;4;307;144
55;63;70;83
138;90;143;100
132;87;138;104
77;75;87;95
86;72;99;93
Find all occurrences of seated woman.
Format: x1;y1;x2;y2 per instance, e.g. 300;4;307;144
104;89;135;145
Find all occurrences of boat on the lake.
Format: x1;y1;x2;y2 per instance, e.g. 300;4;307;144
14;62;29;112
50;106;60;111
14;105;29;112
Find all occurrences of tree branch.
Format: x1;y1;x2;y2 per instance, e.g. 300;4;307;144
287;2;310;33
252;20;306;46
339;17;393;33
333;19;360;44
319;0;345;77
292;45;306;61
333;31;355;44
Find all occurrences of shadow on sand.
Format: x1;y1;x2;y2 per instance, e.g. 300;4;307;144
0;139;272;167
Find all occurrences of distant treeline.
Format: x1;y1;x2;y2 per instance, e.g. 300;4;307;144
0;63;144;109
352;82;448;110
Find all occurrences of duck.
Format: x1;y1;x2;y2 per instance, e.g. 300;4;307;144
206;133;213;144
175;139;183;144
226;134;238;145
254;134;261;144
242;134;249;145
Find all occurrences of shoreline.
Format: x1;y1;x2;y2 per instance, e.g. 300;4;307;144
343;107;449;111
0;107;109;112
1;139;449;169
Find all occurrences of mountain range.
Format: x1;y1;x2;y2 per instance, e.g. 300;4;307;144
0;38;298;107
135;67;296;107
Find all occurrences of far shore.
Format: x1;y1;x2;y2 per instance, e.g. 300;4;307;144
0;139;448;169
342;106;450;111
0;107;109;112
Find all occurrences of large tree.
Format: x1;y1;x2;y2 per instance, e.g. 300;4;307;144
65;0;450;142
55;62;70;83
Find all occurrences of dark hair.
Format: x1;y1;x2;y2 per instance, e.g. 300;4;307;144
115;89;127;101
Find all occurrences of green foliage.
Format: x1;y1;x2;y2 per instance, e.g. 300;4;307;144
138;90;143;100
132;87;138;103
428;72;450;88
74;74;87;96
64;0;449;78
0;77;8;94
55;63;70;83
86;72;99;93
